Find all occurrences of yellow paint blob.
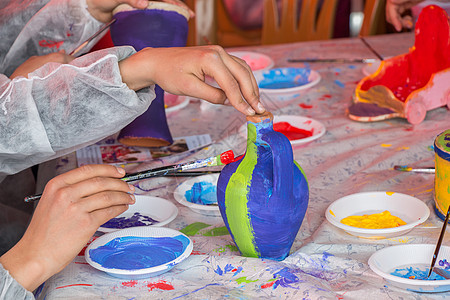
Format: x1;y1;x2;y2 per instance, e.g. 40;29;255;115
381;144;392;148
386;191;395;196
340;210;406;229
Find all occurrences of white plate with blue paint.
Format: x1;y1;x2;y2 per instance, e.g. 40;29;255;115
173;173;221;217
239;115;326;146
86;227;193;279
255;67;321;101
98;195;178;233
368;244;450;292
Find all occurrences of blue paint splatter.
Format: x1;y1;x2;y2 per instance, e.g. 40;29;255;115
348;65;356;69
391;266;446;280
101;212;159;229
215;265;223;275
89;235;190;270
334;80;345;88
184;181;217;205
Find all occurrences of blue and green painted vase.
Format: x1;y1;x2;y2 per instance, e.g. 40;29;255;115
217;112;309;261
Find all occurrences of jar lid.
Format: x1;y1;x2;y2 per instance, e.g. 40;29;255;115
435;129;450;160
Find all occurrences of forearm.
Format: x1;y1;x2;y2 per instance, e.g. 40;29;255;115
0;46;154;177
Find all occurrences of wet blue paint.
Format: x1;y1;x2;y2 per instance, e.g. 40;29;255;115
184;181;217;205
89;235;190;270
391;266;447;280
258;68;311;89
101;212;159;229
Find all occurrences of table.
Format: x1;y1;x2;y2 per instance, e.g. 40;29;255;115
36;32;450;299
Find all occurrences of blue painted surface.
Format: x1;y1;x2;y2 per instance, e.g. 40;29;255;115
89;235;190;270
217;116;309;261
101;212;159;229
184;181;217;205
258;68;311;89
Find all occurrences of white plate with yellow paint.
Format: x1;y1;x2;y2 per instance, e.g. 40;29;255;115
325;191;429;239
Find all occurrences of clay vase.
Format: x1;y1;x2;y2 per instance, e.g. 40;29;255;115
111;2;190;147
217;112;309;261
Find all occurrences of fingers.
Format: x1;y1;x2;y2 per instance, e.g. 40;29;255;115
89;203;130;227
79;191;135;213
386;3;403;32
122;0;148;9
52;164;125;187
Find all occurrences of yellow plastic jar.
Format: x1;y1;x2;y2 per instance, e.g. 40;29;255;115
434;129;450;219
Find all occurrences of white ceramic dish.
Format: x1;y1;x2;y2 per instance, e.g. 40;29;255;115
98;195;178;233
362;59;381;77
368;244;450;293
325;191;429;239
255;67;321;101
228;51;274;72
239;115;326;146
165;92;190;113
86;227;193;279
173;173;221;217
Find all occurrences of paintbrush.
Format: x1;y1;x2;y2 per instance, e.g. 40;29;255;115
24;150;237;203
69;19;116;57
359;36;384;61
393;165;435;173
164;170;221;177
427;204;450;278
287;58;377;64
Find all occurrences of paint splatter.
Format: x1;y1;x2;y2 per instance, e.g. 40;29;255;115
236;276;259;284
334;80;345;88
101;212;159;229
298;103;313;109
122;280;138;287
381;144;392;148
203;226;229;236
146;280;174;291
180;222;211;236
56;284;93;289
38;40;63;49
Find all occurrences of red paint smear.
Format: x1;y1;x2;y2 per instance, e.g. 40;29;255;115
360;6;450;102
219;150;235;164
147;280;174;291
191;250;207;255
56;284;93;289
232;268;237;272
273;122;313;141
38;40;64;49
298;103;313;109
122;280;138;287
261;281;275;289
323;94;332;98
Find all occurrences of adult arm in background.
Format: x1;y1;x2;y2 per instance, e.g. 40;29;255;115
0;165;136;294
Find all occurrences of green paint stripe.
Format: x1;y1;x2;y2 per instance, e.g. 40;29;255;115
224;123;259;257
235;276;259;284
179;222;211;236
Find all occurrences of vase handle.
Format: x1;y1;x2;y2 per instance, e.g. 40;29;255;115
261;131;294;205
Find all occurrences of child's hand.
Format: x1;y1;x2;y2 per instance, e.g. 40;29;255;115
0;165;135;291
119;45;265;115
386;0;423;32
10;50;74;79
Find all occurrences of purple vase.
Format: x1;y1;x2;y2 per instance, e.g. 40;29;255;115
217;112;309;261
111;2;190;147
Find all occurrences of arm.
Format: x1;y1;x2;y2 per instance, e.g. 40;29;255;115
0;164;135;292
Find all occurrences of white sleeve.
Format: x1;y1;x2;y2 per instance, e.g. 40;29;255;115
1;0;105;76
0;46;155;177
0;263;35;300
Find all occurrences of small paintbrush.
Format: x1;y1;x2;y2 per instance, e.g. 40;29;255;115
427;204;450;278
69;19;116;57
393;165;435;173
24;150;237;203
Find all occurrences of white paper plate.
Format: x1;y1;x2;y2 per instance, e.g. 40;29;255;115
86;227;193;279
255;67;321;101
165;93;190;113
239;115;326;146
362;60;381;77
326;192;429;239
368;244;450;292
228;51;274;72
98;195;178;233
173;173;221;217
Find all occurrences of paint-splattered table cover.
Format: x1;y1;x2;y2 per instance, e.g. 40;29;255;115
36;32;450;299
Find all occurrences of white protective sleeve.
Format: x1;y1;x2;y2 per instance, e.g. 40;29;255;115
0;263;34;300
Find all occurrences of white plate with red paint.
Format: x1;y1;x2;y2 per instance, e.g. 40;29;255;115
228;51;274;72
239;115;326;146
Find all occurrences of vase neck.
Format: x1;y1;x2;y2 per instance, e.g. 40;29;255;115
246;119;273;147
